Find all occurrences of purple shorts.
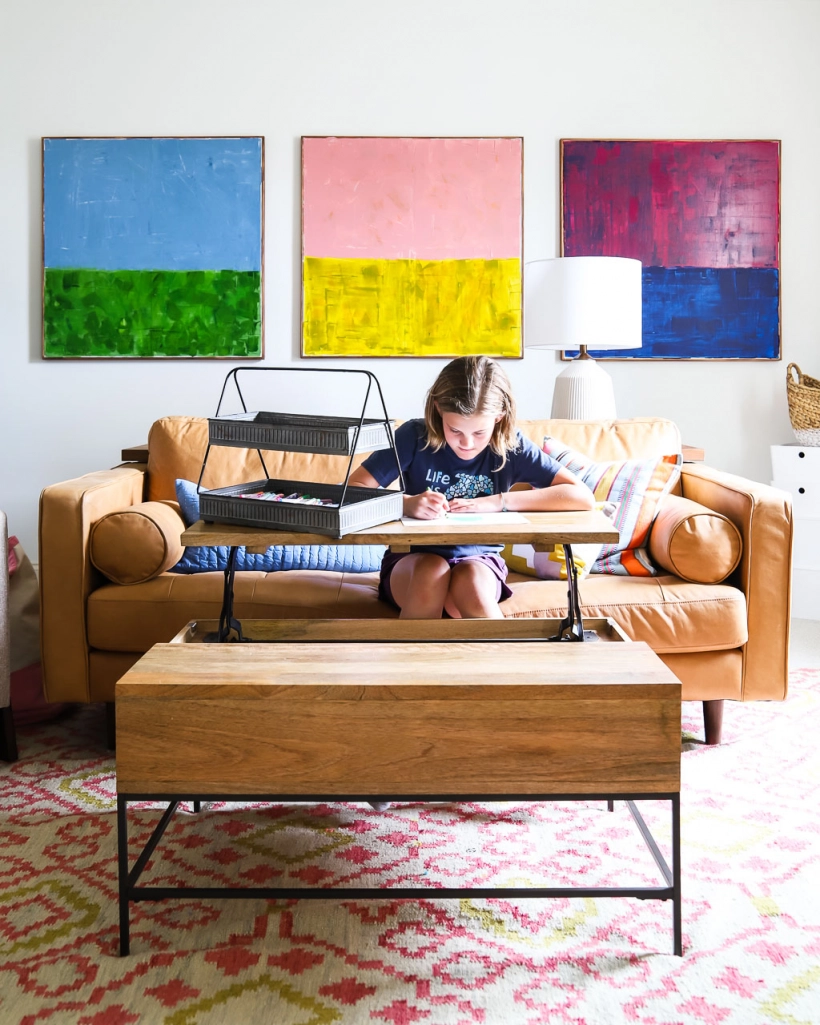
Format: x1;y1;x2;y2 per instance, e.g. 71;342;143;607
378;549;512;611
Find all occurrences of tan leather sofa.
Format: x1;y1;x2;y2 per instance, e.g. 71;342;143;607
39;415;792;746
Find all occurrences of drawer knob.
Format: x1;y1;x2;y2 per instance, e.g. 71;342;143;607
799;487;806;494
799;451;805;458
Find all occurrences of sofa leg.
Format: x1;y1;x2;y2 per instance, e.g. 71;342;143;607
105;702;116;750
1;705;19;761
703;699;724;745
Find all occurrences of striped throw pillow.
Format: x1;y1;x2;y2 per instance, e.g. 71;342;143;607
501;541;603;580
542;437;682;576
501;501;617;580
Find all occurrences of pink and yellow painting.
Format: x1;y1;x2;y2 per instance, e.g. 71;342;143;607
301;137;523;358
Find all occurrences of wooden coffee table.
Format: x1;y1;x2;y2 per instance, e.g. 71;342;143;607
115;619;682;957
181;509;619;643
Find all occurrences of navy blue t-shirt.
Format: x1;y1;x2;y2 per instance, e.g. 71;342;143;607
361;419;564;557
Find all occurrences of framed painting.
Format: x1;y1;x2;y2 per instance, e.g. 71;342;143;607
42;136;264;358
561;139;781;360
301;136;523;358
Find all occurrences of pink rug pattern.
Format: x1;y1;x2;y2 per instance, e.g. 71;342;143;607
1;669;819;1024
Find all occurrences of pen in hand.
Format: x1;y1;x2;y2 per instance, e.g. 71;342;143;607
426;486;450;515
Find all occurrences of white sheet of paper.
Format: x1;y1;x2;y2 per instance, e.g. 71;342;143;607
400;512;528;526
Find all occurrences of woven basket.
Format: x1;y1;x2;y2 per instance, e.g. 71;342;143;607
786;363;820;446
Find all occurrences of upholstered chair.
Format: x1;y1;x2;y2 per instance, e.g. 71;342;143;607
1;510;19;761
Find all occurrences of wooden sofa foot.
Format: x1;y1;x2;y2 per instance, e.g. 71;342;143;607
106;702;116;750
703;699;724;745
1;705;18;761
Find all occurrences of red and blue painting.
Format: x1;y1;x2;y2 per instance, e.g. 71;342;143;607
561;140;780;360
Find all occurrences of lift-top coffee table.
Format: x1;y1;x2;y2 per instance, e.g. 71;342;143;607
115;617;682;957
180;509;619;643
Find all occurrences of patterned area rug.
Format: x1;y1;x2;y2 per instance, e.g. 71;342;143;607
2;670;819;1025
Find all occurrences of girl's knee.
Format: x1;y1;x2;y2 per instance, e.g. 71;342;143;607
447;563;502;617
390;553;451;617
450;560;494;592
393;553;449;584
409;555;452;589
416;553;451;574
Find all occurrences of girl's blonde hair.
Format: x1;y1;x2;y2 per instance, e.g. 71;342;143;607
423;356;518;466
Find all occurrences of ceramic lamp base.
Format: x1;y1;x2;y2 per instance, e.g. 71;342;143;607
551;357;617;420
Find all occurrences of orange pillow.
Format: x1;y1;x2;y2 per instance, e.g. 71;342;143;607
648;495;741;584
90;502;185;585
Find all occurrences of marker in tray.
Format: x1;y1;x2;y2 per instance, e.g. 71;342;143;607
237;490;338;508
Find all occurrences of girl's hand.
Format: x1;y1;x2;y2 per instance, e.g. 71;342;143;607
404;490;450;519
447;494;501;513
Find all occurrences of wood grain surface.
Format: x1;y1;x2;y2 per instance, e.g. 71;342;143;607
116;641;681;796
170;617;631;644
120;444;149;462
180;509;619;550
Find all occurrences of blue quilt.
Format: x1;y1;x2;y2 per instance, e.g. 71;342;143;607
171;479;386;574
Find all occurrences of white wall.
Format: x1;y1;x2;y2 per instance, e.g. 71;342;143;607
2;0;818;557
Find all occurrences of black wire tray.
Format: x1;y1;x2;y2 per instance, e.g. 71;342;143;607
199;478;403;538
208;412;396;455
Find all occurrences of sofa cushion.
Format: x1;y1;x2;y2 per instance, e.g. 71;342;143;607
648;495;742;584
146;415;683;501
171;479;386;573
87;570;393;651
86;568;746;655
147;416;376;502
90;502;185;585
502;573;748;653
520;417;682;464
542;438;682;575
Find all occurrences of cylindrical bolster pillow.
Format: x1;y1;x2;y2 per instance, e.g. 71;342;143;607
648;495;742;584
90;501;185;584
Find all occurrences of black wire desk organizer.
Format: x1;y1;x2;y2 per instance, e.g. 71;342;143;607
196;367;405;539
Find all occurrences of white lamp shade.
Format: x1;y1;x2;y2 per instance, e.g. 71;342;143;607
525;256;642;351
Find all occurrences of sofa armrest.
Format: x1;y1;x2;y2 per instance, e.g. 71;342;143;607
680;463;793;700
39;466;147;703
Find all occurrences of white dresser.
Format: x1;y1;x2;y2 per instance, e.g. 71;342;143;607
771;444;820;620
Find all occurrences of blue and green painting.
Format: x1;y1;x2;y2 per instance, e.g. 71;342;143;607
43;137;263;358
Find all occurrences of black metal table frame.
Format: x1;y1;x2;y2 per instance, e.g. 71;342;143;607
214;541;587;644
116;790;681;957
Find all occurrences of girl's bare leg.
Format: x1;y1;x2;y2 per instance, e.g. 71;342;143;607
445;561;504;619
388;553;451;619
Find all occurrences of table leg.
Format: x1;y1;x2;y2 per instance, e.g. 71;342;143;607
117;796;130;957
207;546;245;643
549;544;586;641
672;792;682;956
115;792;680;956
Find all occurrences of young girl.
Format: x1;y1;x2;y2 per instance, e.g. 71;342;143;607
348;356;595;620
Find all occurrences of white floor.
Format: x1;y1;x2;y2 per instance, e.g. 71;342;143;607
790;617;820;668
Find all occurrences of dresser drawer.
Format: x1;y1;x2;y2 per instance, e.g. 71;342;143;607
793;520;820;570
771;479;820;518
771;444;820;483
793;569;820;621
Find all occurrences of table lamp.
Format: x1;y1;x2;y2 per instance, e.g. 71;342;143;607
524;256;642;419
